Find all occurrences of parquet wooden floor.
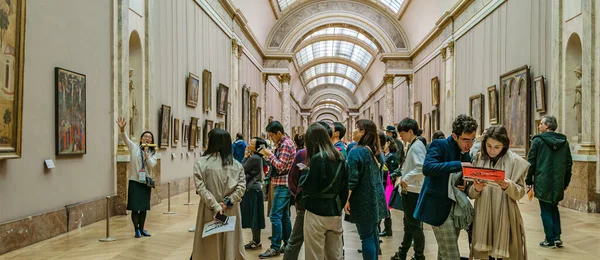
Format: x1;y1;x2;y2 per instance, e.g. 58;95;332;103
2;193;599;259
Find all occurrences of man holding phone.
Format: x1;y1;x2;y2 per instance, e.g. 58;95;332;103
258;121;297;258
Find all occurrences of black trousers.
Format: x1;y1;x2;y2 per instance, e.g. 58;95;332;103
399;192;425;258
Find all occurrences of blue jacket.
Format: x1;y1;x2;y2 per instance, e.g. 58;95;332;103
232;139;247;163
414;136;471;226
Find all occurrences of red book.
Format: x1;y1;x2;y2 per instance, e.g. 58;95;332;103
462;166;505;181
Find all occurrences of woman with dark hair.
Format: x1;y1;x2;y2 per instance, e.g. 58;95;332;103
344;119;387;260
116;117;157;238
301;123;348;259
191;128;246;260
241;137;268;250
468;126;529;260
293;133;305;150
379;134;399;237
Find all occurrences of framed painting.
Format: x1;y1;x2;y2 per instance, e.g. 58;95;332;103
203;119;213;148
186;72;199;107
202;69;212;112
217;84;229;115
423;113;431;141
535;119;542;134
55;67;86;155
431;77;440;106
487;85;499;125
251;92;258;137
500;65;531;157
431;107;440;132
189;117;198;151
469;94;484;135
413;102;422;127
534;76;546;113
0;0;25;159
182;123;188;147
172;118;179;147
195;123;201;148
159;104;171;148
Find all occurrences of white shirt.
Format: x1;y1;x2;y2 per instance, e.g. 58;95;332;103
121;132;157;182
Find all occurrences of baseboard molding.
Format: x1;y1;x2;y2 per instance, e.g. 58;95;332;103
0;196;117;255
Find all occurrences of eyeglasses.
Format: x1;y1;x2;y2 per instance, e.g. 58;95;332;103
459;137;476;143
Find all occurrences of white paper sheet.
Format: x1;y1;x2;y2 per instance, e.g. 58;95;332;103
202;216;236;238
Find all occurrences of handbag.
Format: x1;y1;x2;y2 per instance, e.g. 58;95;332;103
146;176;155;188
388;185;403;211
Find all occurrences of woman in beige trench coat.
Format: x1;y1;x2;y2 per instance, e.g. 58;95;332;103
192;128;246;260
468;126;530;260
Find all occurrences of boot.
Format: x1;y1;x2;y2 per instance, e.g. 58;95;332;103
379;217;393;237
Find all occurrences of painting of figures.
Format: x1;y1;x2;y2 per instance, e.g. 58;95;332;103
159;105;171;148
469;93;484;135
187;73;199;107
0;0;25;159
500;65;530;157
55;68;86;155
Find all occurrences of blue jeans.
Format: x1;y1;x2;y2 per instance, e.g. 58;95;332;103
270;185;292;250
356;222;379;260
539;200;561;241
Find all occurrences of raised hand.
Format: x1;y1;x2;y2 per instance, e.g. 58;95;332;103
116;117;127;131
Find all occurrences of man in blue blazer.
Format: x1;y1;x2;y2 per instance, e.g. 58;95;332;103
414;114;478;259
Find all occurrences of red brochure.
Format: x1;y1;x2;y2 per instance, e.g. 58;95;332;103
462;166;505;181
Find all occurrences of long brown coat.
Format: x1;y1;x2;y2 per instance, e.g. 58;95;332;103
192;155;246;260
468;150;530;260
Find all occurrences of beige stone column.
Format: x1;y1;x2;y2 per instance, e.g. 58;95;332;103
550;0;563;125
262;73;268;134
579;0;596;155
279;73;291;134
383;74;395;127
302;115;308;131
406;75;413;121
443;42;455;133
231;39;242;136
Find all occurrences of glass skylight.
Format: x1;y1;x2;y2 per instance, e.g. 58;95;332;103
305;76;357;91
301;63;362;84
302;27;378;51
379;0;404;13
313;104;343;113
277;0;297;11
295;40;373;69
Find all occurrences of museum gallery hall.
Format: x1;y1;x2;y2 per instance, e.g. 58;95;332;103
1;0;600;259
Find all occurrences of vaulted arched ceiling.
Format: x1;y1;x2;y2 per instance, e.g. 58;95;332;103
265;0;409;118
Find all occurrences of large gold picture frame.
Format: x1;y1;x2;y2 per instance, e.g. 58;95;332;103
0;0;25;159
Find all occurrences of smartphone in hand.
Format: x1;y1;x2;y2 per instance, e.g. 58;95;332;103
215;212;228;223
297;163;308;171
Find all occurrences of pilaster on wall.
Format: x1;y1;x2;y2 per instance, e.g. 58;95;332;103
580;0;596;156
279;73;292;134
231;38;243;137
442;42;455;134
383;74;395;127
406;75;413;121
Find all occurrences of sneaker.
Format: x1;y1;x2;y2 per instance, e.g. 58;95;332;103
244;241;262;250
140;230;151;237
258;248;280;258
555;239;563;248
540;240;556;248
134;230;141;238
279;246;286;254
390;251;406;260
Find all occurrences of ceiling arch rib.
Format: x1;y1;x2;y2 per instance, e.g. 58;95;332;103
313;103;343;114
302;85;359;107
295;40;373;69
304;92;354;108
298;58;366;77
313;98;346;109
303;73;359;87
295;36;378;58
300;26;379;51
315;113;339;123
302;63;362;85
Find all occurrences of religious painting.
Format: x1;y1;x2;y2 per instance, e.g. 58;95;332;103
431;107;440;132
203;119;213;148
186;72;199;107
159;104;171;148
203;69;212;112
172;118;179;147
535;119;542;134
217;84;228;115
500;65;531;157
413;102;422;127
251;92;258;137
469;94;484;135
55;68;86;155
189;117;198;151
182;121;187;147
487;85;499;125
534;76;546;113
0;0;25;159
431;77;440;106
195;122;201;148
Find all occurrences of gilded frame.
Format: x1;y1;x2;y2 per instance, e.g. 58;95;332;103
413;101;422;127
469;93;484;135
534;76;546;113
186;72;199;107
487;85;498;125
217;83;229;115
55;67;86;155
159;104;171;148
431;77;440;106
202;69;212;112
0;0;26;159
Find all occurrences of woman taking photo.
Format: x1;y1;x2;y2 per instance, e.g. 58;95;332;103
241;137;268;250
468;126;529;260
191;128;246;260
116;117;157;238
344;119;387;260
301;123;348;259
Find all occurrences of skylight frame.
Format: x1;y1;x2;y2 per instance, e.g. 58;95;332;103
301;63;363;84
277;0;297;12
302;27;378;51
379;0;404;13
305;76;357;91
295;40;373;69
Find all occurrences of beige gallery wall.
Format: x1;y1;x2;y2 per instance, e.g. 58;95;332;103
0;0;112;223
150;0;232;182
